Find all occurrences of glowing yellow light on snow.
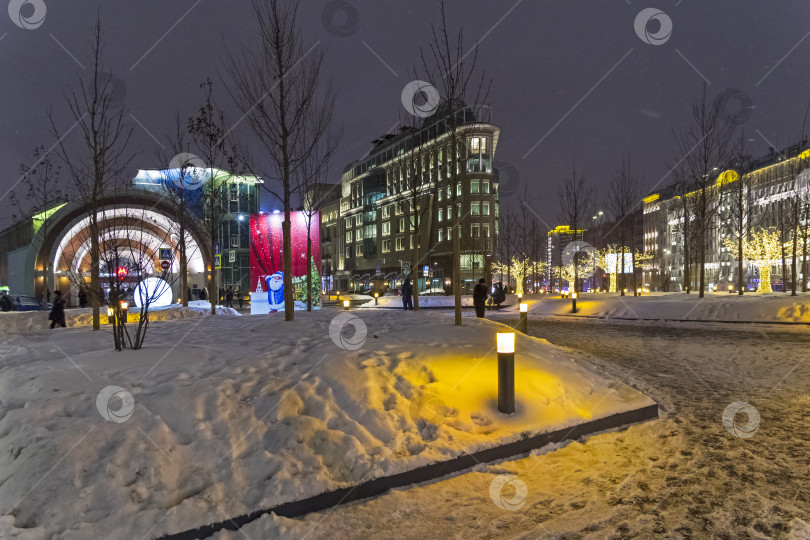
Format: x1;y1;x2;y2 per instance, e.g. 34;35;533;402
497;332;515;354
519;302;528;313
374;292;379;298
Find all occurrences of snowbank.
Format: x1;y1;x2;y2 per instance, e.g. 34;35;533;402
0;310;653;539
501;291;810;323
361;294;519;309
0;302;240;336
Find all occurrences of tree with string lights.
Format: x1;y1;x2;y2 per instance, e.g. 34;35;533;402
724;228;781;293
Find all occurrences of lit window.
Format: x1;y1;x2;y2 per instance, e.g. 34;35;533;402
447;206;452;220
382;205;391;218
482;224;490;238
438;208;444;222
456;183;462;196
231;234;239;248
470;180;480;194
471;223;480;237
357;243;363;256
382;222;391;236
482;202;490;216
471;202;480;216
346;231;352;243
439;229;444;242
482;180;490;194
230;187;238;202
399;217;405;232
396;237;404;251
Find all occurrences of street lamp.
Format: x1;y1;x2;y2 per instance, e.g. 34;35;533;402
374;292;379;305
496;332;516;414
107;306;114;325
517;302;528;333
728;284;734;293
571;292;578;313
343;299;350;311
120;301;128;323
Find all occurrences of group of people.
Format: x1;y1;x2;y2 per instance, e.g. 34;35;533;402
398;277;508;317
474;279;506;318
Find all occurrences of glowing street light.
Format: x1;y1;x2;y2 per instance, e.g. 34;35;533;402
729;284;734;293
517;302;528;333
119;301;128;323
571;292;578;313
343;299;350;311
107;306;114;324
374;292;379;305
496;332;516;414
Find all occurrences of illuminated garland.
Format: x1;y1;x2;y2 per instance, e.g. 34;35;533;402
723;228;781;293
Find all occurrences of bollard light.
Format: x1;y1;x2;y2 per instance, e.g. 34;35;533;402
107;306;114;324
120;301;128;311
119;301;128;323
571;292;578;313
517;292;523;300
637;288;642;296
728;285;733;293
374;292;379;305
496;332;516;414
343;299;350;310
517;302;528;334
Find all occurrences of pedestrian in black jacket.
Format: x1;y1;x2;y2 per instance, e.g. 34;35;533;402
49;290;66;329
473;278;488;318
401;278;413;310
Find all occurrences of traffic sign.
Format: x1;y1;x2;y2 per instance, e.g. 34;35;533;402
402;261;411;272
159;248;172;260
160;260;171;271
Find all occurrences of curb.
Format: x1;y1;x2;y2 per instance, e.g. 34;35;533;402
538;313;810;325
157;403;658;540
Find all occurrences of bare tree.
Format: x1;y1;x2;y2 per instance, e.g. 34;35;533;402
608;154;640;297
419;0;491;326
157;114;206;307
12;146;64;305
673;84;734;298
725;133;752;295
49;17;134;329
299;128;339;311
558;167;594;294
188;79;236;315
226;0;334;322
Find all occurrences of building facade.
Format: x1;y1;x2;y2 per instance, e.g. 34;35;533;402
328;104;501;294
642;144;810;291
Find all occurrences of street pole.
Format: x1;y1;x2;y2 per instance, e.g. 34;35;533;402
496;332;515;414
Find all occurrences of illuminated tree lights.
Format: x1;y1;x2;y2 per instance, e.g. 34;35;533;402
492;257;547;295
723;228;781;293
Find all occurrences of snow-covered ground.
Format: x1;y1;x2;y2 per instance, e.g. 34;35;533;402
0;309;652;539
221;316;810;539
360;294;519;309
505;291;810;324
0;301;240;336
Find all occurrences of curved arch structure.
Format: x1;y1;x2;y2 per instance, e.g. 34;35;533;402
17;191;212;305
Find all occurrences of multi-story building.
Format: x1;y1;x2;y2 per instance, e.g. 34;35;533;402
330;103;501;294
304;182;342;292
643;143;810;291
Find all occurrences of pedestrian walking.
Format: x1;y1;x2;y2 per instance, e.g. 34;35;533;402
493;281;505;309
473;278;488;318
401;278;414;311
237;286;244;309
49;290;66;329
0;291;12;312
77;287;87;308
226;287;234;308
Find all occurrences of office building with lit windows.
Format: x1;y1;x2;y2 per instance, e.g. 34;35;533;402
330;103;501;293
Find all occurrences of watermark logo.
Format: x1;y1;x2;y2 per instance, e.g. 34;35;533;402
409;391;448;426
634;8;672;46
329;312;367;350
401;80;441;118
321;0;359;38
96;385;135;423
489;474;528;511
168;153;207;190
8;0;46;30
100;72;127;111
561;240;599;280
714;88;755;126
493;160;521;198
722;401;759;439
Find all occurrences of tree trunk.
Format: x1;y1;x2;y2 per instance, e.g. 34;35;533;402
412;238;420;311
306;231;312;311
181;224;188;308
453;210;461;326
210;236;217;315
90;220;101;330
791;228;798;296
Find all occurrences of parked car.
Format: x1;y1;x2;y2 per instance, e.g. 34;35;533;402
12;295;45;311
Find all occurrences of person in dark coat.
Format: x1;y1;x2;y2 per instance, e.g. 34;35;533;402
0;291;12;312
77;287;87;308
493;282;506;308
225;287;234;308
49;290;66;329
187;287;192;301
236;286;244;309
473;278;488;318
401;278;413;310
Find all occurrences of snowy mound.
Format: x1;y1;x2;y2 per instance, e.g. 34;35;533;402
504;291;810;323
0;310;653;539
0;302;239;336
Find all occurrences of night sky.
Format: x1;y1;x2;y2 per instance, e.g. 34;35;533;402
1;1;809;231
